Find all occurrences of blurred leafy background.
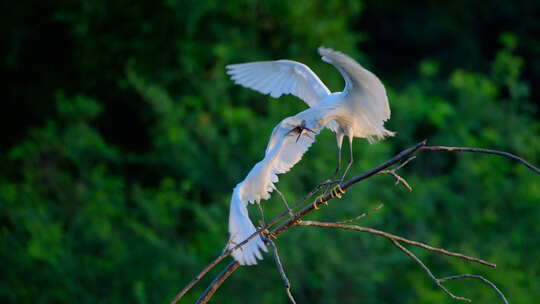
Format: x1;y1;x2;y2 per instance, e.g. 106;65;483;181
2;0;540;303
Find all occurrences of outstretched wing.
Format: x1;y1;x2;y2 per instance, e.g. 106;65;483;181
226;60;331;106
227;116;319;265
242;116;318;204
318;47;391;124
269;118;317;176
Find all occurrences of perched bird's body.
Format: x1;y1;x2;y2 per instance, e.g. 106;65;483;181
227;47;394;178
226;47;395;265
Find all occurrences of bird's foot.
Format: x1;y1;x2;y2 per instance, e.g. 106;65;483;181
312;195;328;210
329;184;346;199
320;177;340;197
262;228;277;241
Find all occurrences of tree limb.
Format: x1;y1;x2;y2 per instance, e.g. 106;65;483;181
170;179;334;304
173;140;538;303
295;221;495;268
173;140;428;303
194;261;239;304
420;145;540;175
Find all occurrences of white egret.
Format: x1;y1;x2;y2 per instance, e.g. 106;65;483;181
227;47;394;180
228;115;320;265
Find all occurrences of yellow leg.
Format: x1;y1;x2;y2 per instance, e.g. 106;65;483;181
330;184;346;199
312;186;346;210
312;195;327;210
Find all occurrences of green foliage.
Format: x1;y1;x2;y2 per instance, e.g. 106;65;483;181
2;1;540;303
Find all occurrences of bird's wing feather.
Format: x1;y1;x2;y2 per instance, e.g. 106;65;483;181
271;122;317;175
244;117;317;204
318;47;391;124
226;60;331;106
227;117;318;265
228;186;267;266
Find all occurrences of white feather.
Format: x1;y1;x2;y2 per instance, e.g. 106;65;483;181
226;60;330;106
227;47;394;143
228;186;267;266
227;115;319;265
317;47;394;141
226;47;396;265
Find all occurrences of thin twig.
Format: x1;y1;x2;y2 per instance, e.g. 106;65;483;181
377;156;416;191
295;220;507;303
438;274;509;304
390;239;471;302
342;140;427;189
296;221;496;268
377;169;413;191
296;220;507;303
267;239;297;304
395;156;417;171
420;145;540;175
337;204;384;224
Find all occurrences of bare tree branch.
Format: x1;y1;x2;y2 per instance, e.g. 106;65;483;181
295;221;496;268
170;179;334;304
267;239;297;304
337;203;384;224
194;261;239;304
390;239;472;302
376;156;416;191
173;140;537;303
420;145;540;175
171;140;428;303
438;274;509;304
170;229;260;304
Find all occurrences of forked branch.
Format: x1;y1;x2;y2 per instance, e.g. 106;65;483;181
295;221;496;268
376;156;416;191
172;140;539;304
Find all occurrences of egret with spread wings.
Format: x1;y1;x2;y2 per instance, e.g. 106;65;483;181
228;115;319;265
227;47;394;180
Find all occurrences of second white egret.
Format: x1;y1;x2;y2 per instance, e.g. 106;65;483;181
228;115;320;265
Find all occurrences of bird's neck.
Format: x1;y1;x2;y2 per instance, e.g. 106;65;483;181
292;106;338;133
